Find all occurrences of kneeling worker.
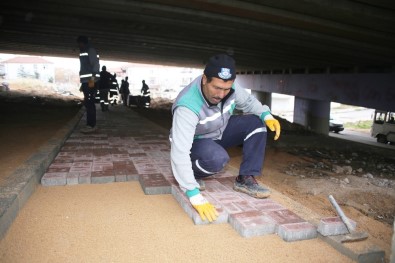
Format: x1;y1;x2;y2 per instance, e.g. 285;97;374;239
169;54;281;222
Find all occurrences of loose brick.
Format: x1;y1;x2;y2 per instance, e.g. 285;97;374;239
139;174;171;195
317;216;357;236
267;209;305;229
229;210;276;238
171;185;228;225
278;222;317;242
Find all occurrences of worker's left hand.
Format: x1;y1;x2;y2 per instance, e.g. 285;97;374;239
189;193;218;222
264;114;281;140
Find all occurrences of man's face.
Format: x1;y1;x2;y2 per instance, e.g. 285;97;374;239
202;75;233;105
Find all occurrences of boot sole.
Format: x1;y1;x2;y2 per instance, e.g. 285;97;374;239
233;185;270;199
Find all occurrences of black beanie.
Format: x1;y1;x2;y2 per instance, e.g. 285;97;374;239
204;54;236;81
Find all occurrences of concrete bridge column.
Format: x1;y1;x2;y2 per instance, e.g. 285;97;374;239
251;90;272;108
293;96;330;134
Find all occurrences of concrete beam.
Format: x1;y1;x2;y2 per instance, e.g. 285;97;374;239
237;73;395;112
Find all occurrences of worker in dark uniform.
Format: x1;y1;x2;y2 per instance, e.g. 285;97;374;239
77;35;100;133
109;73;119;106
141;79;151;108
99;65;112;111
120;76;130;106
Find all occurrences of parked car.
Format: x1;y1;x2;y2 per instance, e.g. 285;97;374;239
329;117;344;133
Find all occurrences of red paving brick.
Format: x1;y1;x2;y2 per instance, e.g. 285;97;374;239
40;107;317;241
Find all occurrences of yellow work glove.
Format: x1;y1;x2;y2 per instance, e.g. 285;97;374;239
263;114;281;140
188;191;218;222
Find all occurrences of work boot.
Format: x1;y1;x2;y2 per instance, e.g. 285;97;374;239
233;175;270;198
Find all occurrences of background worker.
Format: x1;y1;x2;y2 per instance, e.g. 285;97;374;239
99;65;112;111
119;76;130;106
109;73;119;106
169;54;281;222
141;80;151;108
77;35;100;133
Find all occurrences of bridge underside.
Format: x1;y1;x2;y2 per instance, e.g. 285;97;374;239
1;0;395;71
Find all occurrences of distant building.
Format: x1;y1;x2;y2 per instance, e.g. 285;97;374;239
0;56;55;82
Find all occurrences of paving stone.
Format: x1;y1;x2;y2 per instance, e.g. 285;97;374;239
115;174;127;182
207;191;246;204
205;179;231;192
47;167;71;173
91;171;114;184
252;200;285;212
41;172;67;186
171;185;228;225
215;177;236;190
126;174;140;181
317;216;357;236
49;163;73;169
67;172;80;185
139;174;171;195
229;210;276;238
278;222;317;242
267;209;305;230
134;164;161;174
222;201;257;214
78;172;91;184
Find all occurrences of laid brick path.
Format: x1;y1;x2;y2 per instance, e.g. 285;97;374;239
41;105;317;241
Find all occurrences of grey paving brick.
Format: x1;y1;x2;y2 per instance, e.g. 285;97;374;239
229;210;276;238
317;216;357;236
278;222;317;242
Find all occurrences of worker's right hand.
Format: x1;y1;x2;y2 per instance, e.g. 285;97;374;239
189;193;218;222
264;114;281;140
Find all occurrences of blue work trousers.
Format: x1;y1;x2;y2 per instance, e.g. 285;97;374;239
81;83;97;128
190;114;267;178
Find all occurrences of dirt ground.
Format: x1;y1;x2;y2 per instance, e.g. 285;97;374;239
0;91;394;262
135;99;395;260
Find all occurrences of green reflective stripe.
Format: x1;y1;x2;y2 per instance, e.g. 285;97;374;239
186;188;200;198
177;82;204;115
260;111;271;121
